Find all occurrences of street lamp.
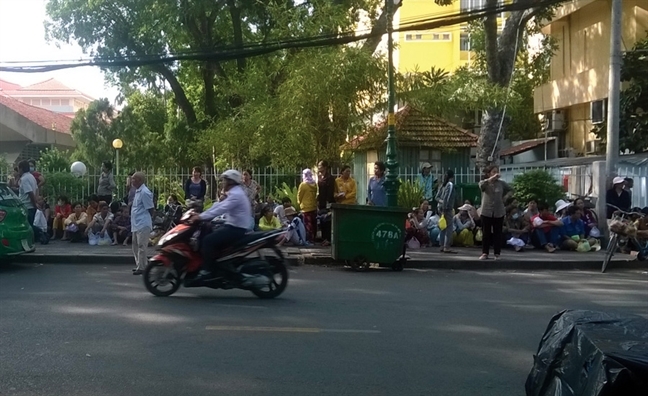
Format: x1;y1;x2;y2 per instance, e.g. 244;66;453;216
112;138;123;177
384;0;401;207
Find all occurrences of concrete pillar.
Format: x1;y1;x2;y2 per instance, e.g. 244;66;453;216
592;161;608;236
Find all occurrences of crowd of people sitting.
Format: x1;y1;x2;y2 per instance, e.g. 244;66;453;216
399;165;639;258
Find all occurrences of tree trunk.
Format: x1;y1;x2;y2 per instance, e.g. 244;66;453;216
361;3;403;55
477;109;508;168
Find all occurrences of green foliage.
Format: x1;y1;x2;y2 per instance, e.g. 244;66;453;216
46;0;389;168
398;179;424;210
273;182;300;212
511;170;565;207
38;147;73;172
400;4;557;146
42;172;87;202
592;35;648;152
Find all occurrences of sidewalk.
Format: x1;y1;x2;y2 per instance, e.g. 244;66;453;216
9;240;648;271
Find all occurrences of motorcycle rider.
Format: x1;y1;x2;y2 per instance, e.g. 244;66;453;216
191;170;251;281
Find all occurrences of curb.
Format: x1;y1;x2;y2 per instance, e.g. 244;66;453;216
301;256;647;271
9;253;647;271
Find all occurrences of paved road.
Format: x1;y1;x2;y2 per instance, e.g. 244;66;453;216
1;264;647;396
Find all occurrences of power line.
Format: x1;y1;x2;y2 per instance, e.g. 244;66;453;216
0;0;566;73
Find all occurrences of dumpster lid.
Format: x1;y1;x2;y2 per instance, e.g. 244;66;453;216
330;203;410;213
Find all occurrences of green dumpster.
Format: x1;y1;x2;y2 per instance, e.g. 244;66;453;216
458;183;481;206
330;203;410;271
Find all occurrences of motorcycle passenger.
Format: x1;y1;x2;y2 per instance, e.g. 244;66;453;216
191;170;251;281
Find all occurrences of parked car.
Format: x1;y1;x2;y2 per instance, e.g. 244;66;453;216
0;182;35;258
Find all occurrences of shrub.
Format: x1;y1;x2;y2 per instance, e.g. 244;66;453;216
512;169;565;207
274;182;300;212
398;179;424;210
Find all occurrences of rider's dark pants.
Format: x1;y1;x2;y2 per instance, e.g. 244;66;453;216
200;224;247;271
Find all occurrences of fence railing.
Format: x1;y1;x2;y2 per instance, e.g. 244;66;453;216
1;163;645;208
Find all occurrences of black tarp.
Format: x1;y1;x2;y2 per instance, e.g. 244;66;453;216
526;309;648;396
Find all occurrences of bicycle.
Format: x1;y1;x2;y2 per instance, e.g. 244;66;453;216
602;204;648;273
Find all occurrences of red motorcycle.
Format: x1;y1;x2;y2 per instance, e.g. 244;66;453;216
143;211;289;299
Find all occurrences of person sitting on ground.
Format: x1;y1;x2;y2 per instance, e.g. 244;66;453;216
86;202;114;245
112;206;132;246
453;204;475;247
606;176;632;219
274;196;293;226
258;205;282;231
405;208;431;248
62;202;88;242
531;202;562;253
86;195;100;219
503;205;530;251
560;205;598;251
524;199;539;219
574;198;599;238
554;199;572;219
52;195;72;240
283;207;309;246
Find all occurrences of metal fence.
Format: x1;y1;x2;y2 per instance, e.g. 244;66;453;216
1;163;644;208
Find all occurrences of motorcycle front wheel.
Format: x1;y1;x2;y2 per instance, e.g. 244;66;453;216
250;257;289;299
143;260;182;297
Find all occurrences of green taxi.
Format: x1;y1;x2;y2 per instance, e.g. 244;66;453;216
0;182;35;259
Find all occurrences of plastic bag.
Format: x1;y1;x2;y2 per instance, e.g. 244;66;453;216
576;240;591;252
438;215;447;231
475;228;483;242
526;310;648;396
589;226;601;238
407;237;421;249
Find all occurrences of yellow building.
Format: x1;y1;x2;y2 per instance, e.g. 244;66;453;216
396;0;503;74
534;0;648;157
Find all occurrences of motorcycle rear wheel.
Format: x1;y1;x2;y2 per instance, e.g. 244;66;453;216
143;260;182;297
250;258;289;299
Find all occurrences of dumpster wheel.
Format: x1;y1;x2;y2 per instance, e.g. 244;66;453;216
348;256;370;272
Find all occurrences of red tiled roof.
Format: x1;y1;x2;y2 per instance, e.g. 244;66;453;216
0;78;21;91
500;138;555;156
0;78;94;101
0;95;73;134
344;106;478;150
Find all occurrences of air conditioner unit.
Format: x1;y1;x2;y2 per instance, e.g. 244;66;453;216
591;99;607;124
585;140;601;154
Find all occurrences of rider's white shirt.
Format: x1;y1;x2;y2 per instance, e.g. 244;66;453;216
199;185;252;229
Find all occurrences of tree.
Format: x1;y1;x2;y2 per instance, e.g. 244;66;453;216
46;0;391;168
38;147;72;172
592;35;648;153
400;2;556;162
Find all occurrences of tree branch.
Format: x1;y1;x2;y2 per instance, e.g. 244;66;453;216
228;0;246;73
361;2;402;55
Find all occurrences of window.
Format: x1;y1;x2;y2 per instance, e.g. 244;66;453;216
460;33;471;51
432;33;440;40
41;99;51;106
405;34;412;40
415;34;422;40
591;99;607;124
442;33;451;41
51;99;60;106
460;0;485;12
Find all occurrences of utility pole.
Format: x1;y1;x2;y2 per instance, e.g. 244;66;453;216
606;0;622;177
384;0;401;207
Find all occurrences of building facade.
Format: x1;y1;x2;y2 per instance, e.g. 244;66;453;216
533;0;648;157
396;0;500;74
0;78;93;118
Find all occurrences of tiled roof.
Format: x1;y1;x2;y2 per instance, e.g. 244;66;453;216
0;78;21;91
344;106;478;151
0;78;94;101
500;138;555;156
0;95;73;134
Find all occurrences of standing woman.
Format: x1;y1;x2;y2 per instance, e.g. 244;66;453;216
298;168;318;242
436;169;457;253
97;161;117;204
335;165;357;205
184;166;207;202
478;165;512;260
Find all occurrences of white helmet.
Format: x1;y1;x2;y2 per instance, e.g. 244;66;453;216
220;169;242;185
